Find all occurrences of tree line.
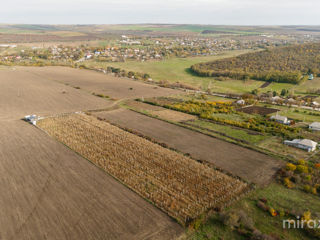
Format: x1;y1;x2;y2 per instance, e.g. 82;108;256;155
191;43;320;84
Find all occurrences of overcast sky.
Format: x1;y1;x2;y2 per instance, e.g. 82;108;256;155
0;0;319;25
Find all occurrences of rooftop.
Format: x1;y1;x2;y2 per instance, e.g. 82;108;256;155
286;139;318;148
271;115;287;121
310;122;320;128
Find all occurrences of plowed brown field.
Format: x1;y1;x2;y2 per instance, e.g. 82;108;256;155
0;67;183;239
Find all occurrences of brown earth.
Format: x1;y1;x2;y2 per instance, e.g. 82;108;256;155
237;106;279;116
149;109;197;122
260;82;272;88
126;100;165;111
94;109;283;186
0;67;183;239
17;66;181;99
126;100;197;122
0;33;101;43
0;67;112;119
0;121;183;240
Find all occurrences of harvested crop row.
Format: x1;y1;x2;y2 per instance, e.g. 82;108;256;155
37;113;248;225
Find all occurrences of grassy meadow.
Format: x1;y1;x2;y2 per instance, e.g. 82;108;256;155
187;119;268;144
84;49;317;95
189;183;320;240
85;50;255;90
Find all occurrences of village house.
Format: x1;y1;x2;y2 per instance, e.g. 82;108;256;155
270;115;290;125
309;74;314;80
236;99;245;105
286;98;296;104
85;54;92;59
284;139;318;152
309;122;320;131
271;96;283;103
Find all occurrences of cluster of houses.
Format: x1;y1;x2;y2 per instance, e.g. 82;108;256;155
0;35;293;64
271;114;320;152
172;36;290;54
232;96;319;153
260;95;320;109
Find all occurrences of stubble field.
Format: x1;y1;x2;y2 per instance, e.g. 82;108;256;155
0;67;112;119
20;66;181;99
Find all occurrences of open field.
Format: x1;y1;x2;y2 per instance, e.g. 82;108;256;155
0;67;113;119
126;100;197;122
184;119;269;145
294;77;320;93
0;66;186;239
37;113;248;225
206;79;294;94
19;66;180;99
0;32;101;43
100;24;263;35
93;108;283;185
84;50;253;90
148;109;197;122
84;51;305;94
2;24;320;37
0;120;183;240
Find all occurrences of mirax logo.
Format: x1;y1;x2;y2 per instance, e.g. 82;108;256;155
283;216;320;229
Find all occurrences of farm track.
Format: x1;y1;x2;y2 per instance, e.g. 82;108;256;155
94;108;283;186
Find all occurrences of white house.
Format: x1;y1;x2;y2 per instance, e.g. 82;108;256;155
309;122;320;131
309;74;314;80
284;139;318;152
271;96;282;102
271;115;290;125
236;99;245;105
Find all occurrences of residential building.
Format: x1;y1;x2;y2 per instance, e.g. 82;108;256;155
309;122;320;131
271;115;290;125
236;99;245;105
284;139;318;152
309;74;314;80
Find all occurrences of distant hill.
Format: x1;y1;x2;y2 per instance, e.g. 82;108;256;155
191;43;320;84
201;30;234;34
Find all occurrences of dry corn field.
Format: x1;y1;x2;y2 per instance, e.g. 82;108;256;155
37;113;248;225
